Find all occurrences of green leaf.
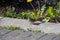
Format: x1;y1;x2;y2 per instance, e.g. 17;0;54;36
24;12;30;19
42;17;50;23
46;7;58;18
41;4;46;15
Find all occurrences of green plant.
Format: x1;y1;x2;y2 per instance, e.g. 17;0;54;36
27;28;41;34
29;9;41;21
41;4;46;16
3;26;21;30
57;1;60;14
23;12;31;19
46;7;58;18
4;12;17;18
43;6;59;22
17;12;31;19
17;12;25;19
29;4;46;21
12;12;17;18
57;34;60;36
42;17;50;23
4;12;13;17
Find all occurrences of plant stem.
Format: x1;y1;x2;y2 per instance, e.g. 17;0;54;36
30;3;35;11
37;0;40;10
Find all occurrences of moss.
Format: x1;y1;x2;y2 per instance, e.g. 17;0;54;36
27;28;41;34
2;26;21;30
57;34;60;36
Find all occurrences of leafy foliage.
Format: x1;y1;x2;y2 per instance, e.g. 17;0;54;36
17;12;25;19
43;7;59;22
56;1;60;14
3;1;60;23
23;12;31;19
4;12;17;18
29;9;41;21
42;17;50;23
41;4;46;15
46;7;58;18
29;4;46;21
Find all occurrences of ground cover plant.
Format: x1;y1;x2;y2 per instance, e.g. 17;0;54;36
2;26;21;30
27;28;41;34
1;26;41;34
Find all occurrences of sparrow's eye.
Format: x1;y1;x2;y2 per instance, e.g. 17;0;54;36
27;0;33;3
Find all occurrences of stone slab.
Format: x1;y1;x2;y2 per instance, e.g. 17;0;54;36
0;29;60;40
53;36;60;40
0;29;11;36
38;34;57;40
0;17;60;34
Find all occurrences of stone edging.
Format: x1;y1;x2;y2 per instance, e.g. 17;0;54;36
0;17;60;34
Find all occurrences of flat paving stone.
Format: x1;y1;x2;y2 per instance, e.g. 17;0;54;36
0;39;1;40
38;34;57;40
0;29;12;39
0;30;60;40
7;31;32;40
53;36;60;40
1;30;32;40
25;32;47;40
0;17;60;34
12;31;32;40
0;29;11;36
0;18;32;30
1;30;23;40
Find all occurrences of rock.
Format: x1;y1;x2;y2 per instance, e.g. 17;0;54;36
0;17;32;31
33;21;42;25
0;17;60;34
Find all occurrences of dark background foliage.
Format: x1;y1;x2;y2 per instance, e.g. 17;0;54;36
0;0;60;12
